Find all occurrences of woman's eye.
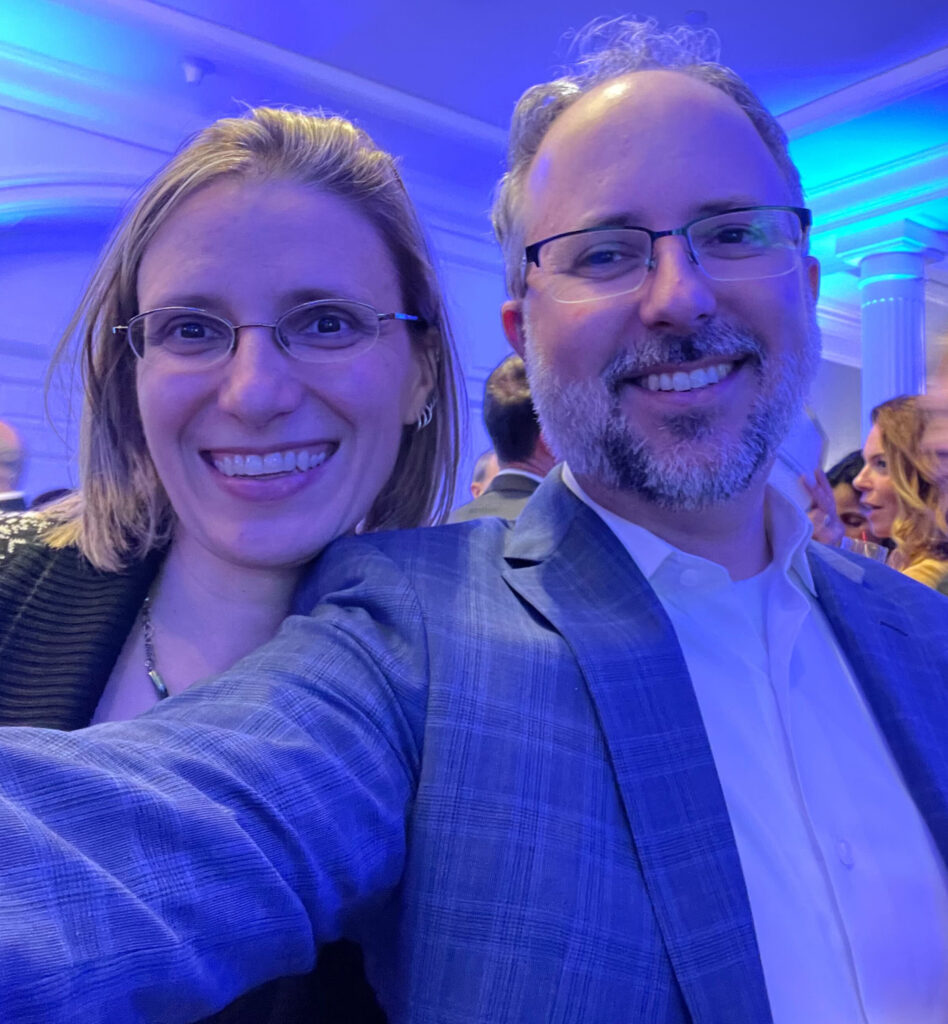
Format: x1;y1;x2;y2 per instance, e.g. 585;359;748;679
172;321;208;339
162;317;225;343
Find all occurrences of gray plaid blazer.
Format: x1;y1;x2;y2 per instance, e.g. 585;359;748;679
0;468;946;1023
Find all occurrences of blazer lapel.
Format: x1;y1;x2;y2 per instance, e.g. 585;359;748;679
809;546;948;861
502;473;771;1024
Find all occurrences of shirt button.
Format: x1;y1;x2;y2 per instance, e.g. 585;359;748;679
836;839;854;868
680;569;702;587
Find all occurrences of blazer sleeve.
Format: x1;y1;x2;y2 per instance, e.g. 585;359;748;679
0;541;429;1023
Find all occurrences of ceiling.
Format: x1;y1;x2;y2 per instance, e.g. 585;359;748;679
153;0;947;127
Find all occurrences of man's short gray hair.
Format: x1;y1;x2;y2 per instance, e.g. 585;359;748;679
491;16;804;298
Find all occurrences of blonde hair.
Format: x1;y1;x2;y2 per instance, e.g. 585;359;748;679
44;107;461;571
872;395;948;569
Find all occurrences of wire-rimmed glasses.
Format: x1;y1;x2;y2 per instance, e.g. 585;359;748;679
524;205;812;304
114;298;425;368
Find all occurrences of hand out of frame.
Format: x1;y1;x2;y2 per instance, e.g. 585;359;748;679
801;469;845;547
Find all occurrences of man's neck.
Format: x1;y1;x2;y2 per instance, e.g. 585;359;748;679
501;455;553;478
575;472;772;581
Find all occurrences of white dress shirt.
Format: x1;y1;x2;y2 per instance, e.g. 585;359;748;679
563;464;948;1024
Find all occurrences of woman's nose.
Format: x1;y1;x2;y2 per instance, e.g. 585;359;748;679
215;326;304;425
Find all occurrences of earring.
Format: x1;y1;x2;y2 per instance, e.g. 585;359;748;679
415;397;435;430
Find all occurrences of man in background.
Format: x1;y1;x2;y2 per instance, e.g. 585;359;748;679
467;448;499;500
0;421;26;512
451;354;555;521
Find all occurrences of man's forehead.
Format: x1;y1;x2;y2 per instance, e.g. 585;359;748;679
523;69;780;232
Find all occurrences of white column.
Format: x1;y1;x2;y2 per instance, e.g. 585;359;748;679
835;220;947;436
858;250;928;434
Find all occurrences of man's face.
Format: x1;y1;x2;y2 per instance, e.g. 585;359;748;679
504;71;821;511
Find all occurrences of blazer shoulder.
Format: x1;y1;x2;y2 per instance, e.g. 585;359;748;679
297;519;512;612
810;540;948;626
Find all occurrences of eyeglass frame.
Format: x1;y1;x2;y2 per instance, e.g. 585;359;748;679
523;205;813;283
113;298;427;366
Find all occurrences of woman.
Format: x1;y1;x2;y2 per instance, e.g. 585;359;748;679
851;395;948;588
0;106;461;1021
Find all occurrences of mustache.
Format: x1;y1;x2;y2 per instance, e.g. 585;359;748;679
603;319;765;388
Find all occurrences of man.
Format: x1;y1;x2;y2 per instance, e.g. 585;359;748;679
0;420;26;511
451;354;555;521
468;447;499;499
0;19;946;1024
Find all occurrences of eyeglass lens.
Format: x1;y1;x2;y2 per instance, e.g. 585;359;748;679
537;208;805;304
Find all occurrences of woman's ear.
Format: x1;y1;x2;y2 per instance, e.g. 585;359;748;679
404;343;438;426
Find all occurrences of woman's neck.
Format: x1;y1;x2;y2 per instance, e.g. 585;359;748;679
146;534;303;695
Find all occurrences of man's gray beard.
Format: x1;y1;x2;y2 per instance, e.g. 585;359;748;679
524;309;821;510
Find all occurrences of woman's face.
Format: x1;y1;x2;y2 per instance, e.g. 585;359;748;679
134;177;433;573
853;424;899;539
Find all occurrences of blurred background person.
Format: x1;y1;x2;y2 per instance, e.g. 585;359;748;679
0;106;462;1023
468;447;499;499
923;347;948;490
852;395;948;589
0;421;26;512
826;451;872;540
805;449;887;546
450;353;555;522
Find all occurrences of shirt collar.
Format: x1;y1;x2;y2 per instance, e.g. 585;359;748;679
494;468;545;484
562;463;816;594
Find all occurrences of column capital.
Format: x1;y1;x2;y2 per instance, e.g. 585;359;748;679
834;218;948;268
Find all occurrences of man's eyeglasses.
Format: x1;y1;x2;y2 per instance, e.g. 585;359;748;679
114;299;425;369
524;205;812;304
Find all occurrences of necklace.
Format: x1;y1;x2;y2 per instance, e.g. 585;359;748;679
141;595;170;700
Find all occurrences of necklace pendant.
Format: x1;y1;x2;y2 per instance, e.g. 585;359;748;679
148;668;170;700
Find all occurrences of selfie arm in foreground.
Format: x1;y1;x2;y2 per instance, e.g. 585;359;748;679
0;541;427;1023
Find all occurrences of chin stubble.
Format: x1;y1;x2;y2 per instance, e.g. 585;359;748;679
525;307;821;511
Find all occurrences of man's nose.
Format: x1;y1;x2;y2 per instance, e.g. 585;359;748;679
215;326;304;425
636;237;716;332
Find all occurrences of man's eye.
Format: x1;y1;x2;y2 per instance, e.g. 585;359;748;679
570;244;645;274
704;224;767;247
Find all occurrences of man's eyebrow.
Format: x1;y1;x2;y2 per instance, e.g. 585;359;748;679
572;198;767;232
691;197;766;218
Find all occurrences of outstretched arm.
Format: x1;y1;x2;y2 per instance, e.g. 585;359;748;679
0;546;427;1022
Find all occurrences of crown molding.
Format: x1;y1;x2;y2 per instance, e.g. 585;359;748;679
807;142;948;235
0;173;138;225
57;0;506;152
779;45;948;139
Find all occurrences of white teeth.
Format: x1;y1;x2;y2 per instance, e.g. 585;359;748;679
640;361;735;393
211;448;331;478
